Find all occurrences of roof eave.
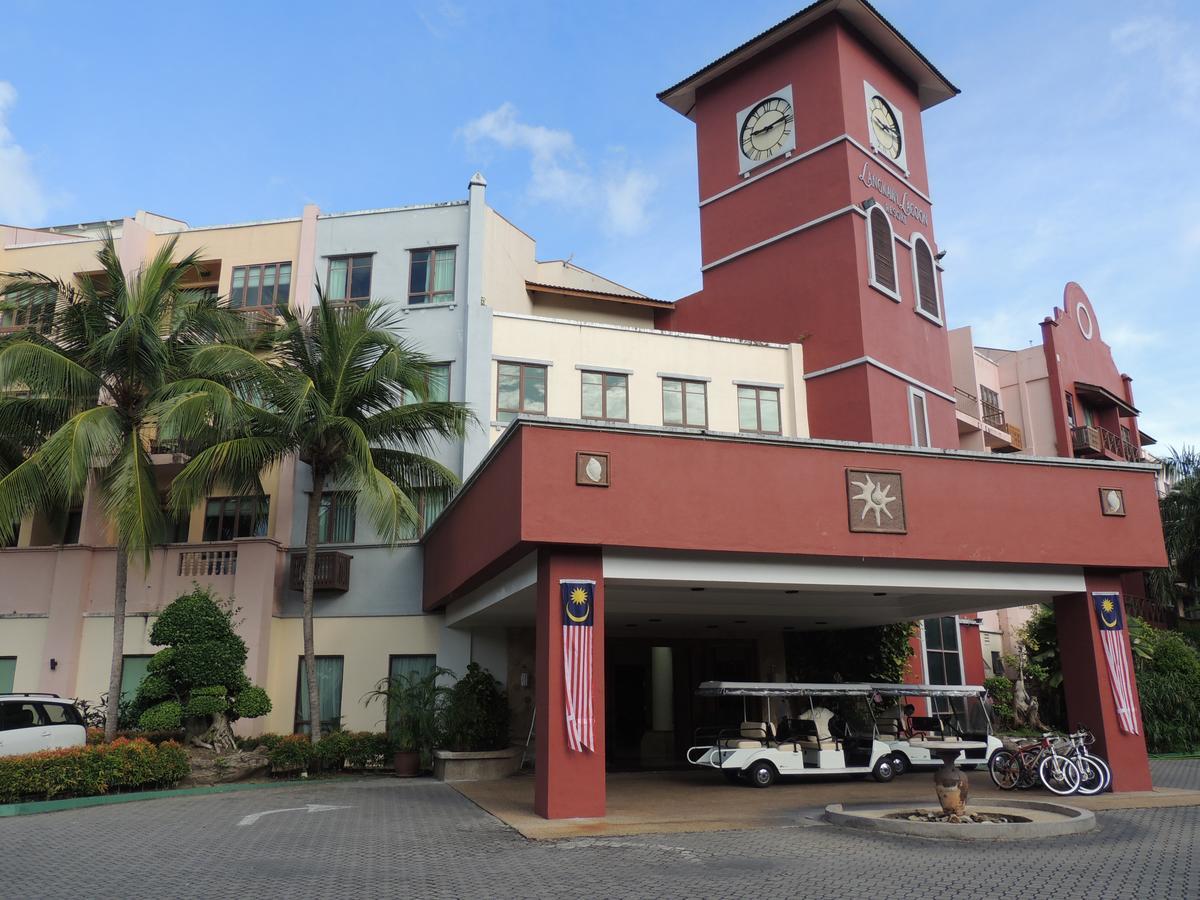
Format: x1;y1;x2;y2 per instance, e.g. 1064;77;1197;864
657;0;959;119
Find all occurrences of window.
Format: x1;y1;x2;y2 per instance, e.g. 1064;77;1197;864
159;494;189;543
402;363;450;404
662;378;707;428
581;371;628;422
61;508;82;545
230;262;291;310
327;254;373;305
40;702;83;726
409;248;456;305
202;496;268;541
318;492;356;544
911;234;940;321
979;386;1002;427
398;489;450;540
908;387;930;448
386;654;436;735
0;285;55;334
0;702;44;730
295;656;344;735
120;655;154;702
866;206;898;297
496;362;547;423
924;616;963;687
1065;392;1077;429
737;385;781;434
990;651;1003;677
0;657;14;693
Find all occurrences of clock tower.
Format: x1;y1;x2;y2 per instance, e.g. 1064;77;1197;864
656;0;961;447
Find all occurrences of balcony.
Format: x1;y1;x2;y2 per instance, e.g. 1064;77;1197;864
1071;425;1141;462
954;387;1016;451
178;548;238;577
1124;594;1178;630
289;550;352;593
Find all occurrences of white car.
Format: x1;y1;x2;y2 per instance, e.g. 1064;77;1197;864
0;694;87;757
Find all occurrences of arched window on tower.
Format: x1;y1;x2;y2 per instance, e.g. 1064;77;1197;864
911;234;941;323
866;206;898;298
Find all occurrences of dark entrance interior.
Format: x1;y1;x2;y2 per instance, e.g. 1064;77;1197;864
605;636;758;770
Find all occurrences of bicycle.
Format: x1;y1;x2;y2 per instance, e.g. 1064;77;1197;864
1063;728;1111;795
988;733;1081;795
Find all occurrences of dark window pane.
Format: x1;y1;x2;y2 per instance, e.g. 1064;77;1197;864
350;258;372;299
923;617;942;650
410;251;430;296
941;616;958;651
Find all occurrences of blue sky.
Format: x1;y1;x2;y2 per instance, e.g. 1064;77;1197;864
2;0;1196;448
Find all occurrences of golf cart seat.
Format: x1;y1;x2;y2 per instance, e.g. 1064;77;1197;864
720;721;769;749
777;717;830;751
910;715;955;739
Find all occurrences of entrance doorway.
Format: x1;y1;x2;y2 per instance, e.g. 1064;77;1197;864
605;636;758;770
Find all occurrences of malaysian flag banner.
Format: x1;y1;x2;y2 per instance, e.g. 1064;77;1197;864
1093;592;1140;735
561;580;596;753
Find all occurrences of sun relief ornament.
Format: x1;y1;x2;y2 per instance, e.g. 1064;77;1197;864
846;470;907;534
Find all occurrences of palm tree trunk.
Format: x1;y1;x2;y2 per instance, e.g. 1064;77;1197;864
104;546;129;743
302;471;326;745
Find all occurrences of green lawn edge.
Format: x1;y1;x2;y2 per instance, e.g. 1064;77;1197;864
0;775;389;817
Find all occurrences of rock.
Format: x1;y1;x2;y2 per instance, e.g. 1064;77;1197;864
180;748;270;786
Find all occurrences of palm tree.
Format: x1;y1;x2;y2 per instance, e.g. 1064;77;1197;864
1149;447;1200;615
0;236;248;740
162;294;472;743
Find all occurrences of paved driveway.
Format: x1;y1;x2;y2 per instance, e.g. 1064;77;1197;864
2;760;1197;899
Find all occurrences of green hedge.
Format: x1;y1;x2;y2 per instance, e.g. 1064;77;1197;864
240;732;394;775
0;738;189;803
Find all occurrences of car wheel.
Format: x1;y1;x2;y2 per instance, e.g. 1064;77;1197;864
891;753;909;776
872;757;896;783
747;760;777;788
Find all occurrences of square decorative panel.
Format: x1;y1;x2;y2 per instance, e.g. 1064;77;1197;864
1099;487;1126;517
846;470;906;534
576;452;610;487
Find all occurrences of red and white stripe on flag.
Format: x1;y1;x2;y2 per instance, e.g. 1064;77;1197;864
561;580;596;752
1092;592;1140;736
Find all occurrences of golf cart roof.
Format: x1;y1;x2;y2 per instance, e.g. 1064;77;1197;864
696;681;987;698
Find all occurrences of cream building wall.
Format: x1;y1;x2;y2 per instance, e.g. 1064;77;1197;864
0;617;48;691
490;312;806;439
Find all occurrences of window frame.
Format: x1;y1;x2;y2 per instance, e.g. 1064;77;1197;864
908;386;931;448
202;495;269;542
496;361;548;423
0;285;56;334
909;232;942;324
229;261;292;311
661;377;709;429
317;491;357;544
920;616;966;709
580;370;629;423
397;489;451;542
407;246;457;306
402;362;451;404
326;253;374;306
736;384;783;435
865;206;901;302
385;654;437;735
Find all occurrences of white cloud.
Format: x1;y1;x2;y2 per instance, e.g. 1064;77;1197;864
413;0;465;39
0;81;49;224
460;103;657;236
1111;16;1200;112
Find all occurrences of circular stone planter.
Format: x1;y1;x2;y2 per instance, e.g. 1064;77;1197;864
823;800;1096;840
433;746;522;782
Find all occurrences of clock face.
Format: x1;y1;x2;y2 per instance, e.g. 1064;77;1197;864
738;95;794;165
868;94;902;160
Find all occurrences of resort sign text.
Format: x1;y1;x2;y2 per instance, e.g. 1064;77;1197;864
858;161;930;227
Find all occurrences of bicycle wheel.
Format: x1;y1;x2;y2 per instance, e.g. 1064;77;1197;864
1087;755;1112;793
1073;756;1108;795
988;750;1019;790
1039;755;1081;795
1016;752;1040;790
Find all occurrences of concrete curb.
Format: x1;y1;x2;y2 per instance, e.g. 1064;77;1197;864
823;800;1097;840
0;776;391;818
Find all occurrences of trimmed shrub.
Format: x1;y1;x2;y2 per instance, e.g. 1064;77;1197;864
0;738;189;803
184;686;229;718
441;663;511;752
313;730;353;771
267;735;314;774
344;732;393;770
234;686;272;719
237;732;286;753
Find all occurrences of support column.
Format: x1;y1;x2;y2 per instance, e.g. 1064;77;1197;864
535;546;605;819
1054;572;1152;792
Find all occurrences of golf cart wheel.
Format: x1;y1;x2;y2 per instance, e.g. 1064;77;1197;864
722;768;742;784
890;753;909;777
872;757;896;783
746;761;777;788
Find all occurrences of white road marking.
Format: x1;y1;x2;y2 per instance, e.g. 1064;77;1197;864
237;803;352;827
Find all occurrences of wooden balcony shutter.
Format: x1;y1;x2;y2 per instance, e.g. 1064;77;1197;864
915;239;938;317
869;208;896;292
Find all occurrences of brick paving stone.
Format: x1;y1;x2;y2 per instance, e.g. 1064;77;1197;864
1;764;1197;899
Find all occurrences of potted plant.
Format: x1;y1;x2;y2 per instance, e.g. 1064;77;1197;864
364;667;451;776
434;663;518;782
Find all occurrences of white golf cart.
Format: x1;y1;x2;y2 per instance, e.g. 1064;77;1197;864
869;683;1002;776
685;682;898;788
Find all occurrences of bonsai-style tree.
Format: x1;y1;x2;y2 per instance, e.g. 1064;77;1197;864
0;236;248;741
133;587;271;752
162;294;472;743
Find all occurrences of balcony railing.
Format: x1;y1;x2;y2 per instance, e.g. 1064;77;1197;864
1071;425;1140;462
289;550;352;593
980;399;1005;429
1002;423;1023;450
178;549;237;577
955;387;1011;436
1124;594;1178;630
